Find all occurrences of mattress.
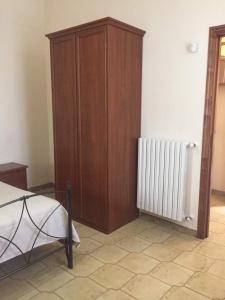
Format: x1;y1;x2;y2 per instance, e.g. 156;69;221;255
0;182;80;264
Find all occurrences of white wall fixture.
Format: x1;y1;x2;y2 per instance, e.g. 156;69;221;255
187;42;199;53
137;137;196;222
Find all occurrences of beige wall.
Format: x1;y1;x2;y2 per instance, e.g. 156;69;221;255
0;0;51;187
44;0;225;230
211;85;225;192
2;0;225;227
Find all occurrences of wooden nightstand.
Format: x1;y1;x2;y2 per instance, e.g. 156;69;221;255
0;163;28;190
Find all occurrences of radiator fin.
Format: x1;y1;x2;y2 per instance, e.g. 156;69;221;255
137;138;188;221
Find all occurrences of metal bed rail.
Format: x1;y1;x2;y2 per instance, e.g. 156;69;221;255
0;184;74;281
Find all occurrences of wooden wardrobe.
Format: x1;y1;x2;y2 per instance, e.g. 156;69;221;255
47;17;145;233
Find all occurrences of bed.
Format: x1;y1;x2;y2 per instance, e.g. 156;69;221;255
0;181;80;280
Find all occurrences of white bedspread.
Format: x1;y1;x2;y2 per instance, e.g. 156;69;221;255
0;182;80;263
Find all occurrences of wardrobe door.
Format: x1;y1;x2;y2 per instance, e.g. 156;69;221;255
50;35;79;218
76;27;108;230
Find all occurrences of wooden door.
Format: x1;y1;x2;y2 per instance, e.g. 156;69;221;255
50;35;79;218
76;27;108;230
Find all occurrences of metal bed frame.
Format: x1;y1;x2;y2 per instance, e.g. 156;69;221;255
0;185;74;281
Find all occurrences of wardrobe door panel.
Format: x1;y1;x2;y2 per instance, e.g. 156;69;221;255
107;26;141;231
76;28;107;229
51;36;79;218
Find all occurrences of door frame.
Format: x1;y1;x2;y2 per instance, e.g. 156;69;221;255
197;25;225;239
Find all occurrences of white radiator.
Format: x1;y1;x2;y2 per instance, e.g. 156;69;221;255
137;138;194;222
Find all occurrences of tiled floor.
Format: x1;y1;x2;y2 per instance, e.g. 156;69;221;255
2;194;225;299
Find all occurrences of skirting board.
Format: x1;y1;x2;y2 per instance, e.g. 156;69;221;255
29;182;55;193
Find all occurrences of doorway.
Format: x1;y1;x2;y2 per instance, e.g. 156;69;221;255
210;37;225;236
197;25;225;239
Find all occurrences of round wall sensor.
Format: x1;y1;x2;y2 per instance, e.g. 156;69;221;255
187;42;199;53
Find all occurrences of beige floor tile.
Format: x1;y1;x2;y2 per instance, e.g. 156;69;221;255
0;256;27;274
73;220;82;228
186;272;225;298
209;214;220;223
56;277;105;300
153;224;178;235
77;224;99;238
138;228;171;243
141;216;194;236
0;269;4;277
207;232;225;246
91;245;128;263
0;245;56;275
91;230;128;245
12;262;46;280
211;205;225;216
118;218;156;235
151;262;193;286
209;221;225;233
32;243;59;257
90;264;134;289
2;213;219;300
45;249;101;276
162;286;209;300
163;233;200;251
208;260;225;279
68;254;103;277
75;238;102;255
174;251;214;271
97;290;135;300
169;224;196;236
122;274;170;300
143;243;180;262
31;293;62;300
0;278;38;300
27;266;73;292
195;241;225;259
118;252;159;274
139;213;154;221
211;214;225;224
43;250;68;268
116;236;150;252
211;194;224;204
